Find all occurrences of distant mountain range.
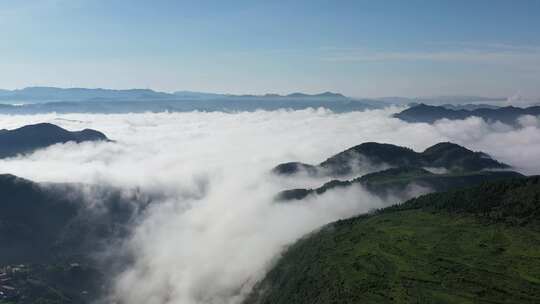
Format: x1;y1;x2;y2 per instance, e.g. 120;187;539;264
394;103;540;125
273;142;509;178
0;87;384;114
0;87;173;102
437;103;501;110
0;88;520;106
0;123;109;158
0;99;379;114
174;91;347;99
3;87;538;114
376;95;508;106
0;87;348;103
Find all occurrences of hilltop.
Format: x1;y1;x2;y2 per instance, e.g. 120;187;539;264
394;103;540;125
273;142;509;177
0;123;109;158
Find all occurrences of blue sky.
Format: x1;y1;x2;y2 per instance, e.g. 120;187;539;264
1;0;540;97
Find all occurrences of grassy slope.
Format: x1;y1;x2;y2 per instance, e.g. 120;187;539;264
247;177;540;304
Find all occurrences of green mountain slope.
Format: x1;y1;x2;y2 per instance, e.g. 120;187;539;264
247;177;540;304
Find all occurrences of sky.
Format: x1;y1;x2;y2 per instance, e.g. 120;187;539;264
1;0;540;98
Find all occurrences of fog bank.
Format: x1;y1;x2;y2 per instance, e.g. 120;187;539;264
0;108;539;304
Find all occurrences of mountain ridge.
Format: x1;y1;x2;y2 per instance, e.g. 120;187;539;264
394;103;540;125
0;123;110;158
0;86;350;102
273;142;509;178
276;167;524;201
0;174;155;303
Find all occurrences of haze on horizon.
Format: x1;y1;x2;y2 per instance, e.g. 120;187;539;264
2;0;540;98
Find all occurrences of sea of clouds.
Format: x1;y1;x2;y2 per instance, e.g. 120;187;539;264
1;107;539;304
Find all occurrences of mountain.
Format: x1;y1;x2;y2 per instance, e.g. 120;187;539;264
439;103;500;110
273;142;509;177
0;174;150;264
172;90;228;99
376;96;507;106
404;102;501;111
0;87;351;103
0;174;153;303
394;103;540;125
0;92;381;114
276;167;524;201
0;174;78;264
0;99;379;114
245;176;540;304
0;123;109;158
0;87;173;102
286;92;346;99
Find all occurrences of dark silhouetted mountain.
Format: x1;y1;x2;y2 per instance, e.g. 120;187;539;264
0;174;155;303
0;123;109;158
286;92;311;98
273;142;509;177
246;176;540;304
271;162;319;176
286;91;346;99
276;167;524;201
2;263;105;304
0;174;151;264
394;103;540;125
421;142;506;171
0;174;79;264
318;143;421;176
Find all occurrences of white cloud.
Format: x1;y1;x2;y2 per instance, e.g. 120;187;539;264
322;49;540;69
0;108;539;304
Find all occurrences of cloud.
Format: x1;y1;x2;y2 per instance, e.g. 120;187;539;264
504;92;540;107
320;45;540;75
428;42;540;53
322;49;540;66
0;108;539;304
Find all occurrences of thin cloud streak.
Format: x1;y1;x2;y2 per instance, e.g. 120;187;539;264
321;46;540;73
